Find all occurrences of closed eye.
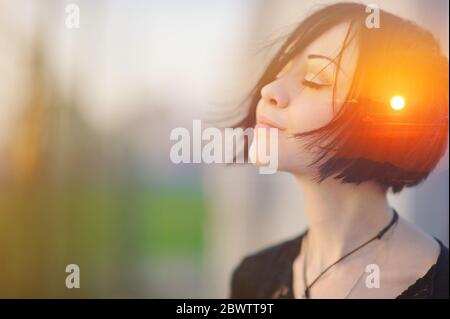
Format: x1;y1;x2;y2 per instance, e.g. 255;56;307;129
301;79;331;89
301;72;332;90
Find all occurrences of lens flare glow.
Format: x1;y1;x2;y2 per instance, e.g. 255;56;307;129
390;96;405;110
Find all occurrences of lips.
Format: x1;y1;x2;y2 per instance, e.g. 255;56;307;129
256;115;286;131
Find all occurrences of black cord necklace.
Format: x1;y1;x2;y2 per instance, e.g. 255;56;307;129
302;210;399;298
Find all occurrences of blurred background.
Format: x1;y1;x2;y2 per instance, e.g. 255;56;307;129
0;0;448;298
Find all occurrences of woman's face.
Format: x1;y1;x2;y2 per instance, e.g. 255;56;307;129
252;22;359;174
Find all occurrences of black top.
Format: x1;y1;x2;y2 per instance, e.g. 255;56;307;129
230;233;449;299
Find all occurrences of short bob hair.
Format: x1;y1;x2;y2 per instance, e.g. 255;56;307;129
236;2;449;193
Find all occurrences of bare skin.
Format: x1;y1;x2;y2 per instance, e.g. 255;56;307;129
292;177;440;299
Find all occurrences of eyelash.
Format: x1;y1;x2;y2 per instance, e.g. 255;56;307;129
301;79;331;90
301;72;332;90
302;79;325;89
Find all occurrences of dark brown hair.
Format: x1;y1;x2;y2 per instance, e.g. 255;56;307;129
236;2;449;193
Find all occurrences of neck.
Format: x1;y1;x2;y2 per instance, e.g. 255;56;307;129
295;175;393;266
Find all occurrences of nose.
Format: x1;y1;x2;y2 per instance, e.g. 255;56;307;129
261;80;289;108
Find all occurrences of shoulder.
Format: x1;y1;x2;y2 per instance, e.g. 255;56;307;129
230;233;303;299
393;216;448;298
389;217;442;279
432;240;449;298
398;240;449;299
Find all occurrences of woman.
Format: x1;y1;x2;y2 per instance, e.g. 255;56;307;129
230;3;449;299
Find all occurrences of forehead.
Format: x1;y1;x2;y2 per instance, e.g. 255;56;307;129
305;22;354;57
300;22;359;77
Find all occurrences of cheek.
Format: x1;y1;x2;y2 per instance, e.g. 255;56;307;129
286;91;334;133
275;91;335;173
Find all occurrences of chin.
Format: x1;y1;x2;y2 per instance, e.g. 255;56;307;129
249;126;320;174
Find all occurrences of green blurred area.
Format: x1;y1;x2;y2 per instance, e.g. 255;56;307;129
0;184;206;297
133;187;205;257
